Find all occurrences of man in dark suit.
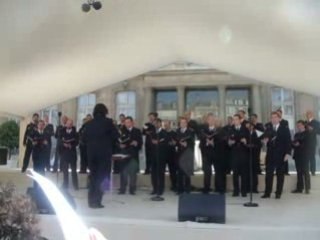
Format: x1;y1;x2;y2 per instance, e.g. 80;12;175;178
79;114;93;174
276;109;290;175
52;115;68;172
83;104;119;209
200;113;226;194
118;117;143;195
250;114;265;174
163;120;178;192
21;113;39;173
228;114;250;197
43;115;54;171
262;111;292;199
238;110;249;128
306;110;319;176
142;112;158;175
223;116;234;175
176;117;195;194
60;119;79;190
150;118;169;197
31;120;51;188
292;120;311;194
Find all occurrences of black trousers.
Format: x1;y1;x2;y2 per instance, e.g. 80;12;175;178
177;168;191;193
295;157;310;191
248;149;259;192
53;143;61;172
87;150;112;207
22;143;33;171
310;146;316;174
264;158;285;196
231;150;248;195
44;145;52;171
32;149;46;189
61;150;78;190
79;144;88;173
166;149;177;190
120;158;139;192
203;151;226;192
144;145;153;173
151;155;166;196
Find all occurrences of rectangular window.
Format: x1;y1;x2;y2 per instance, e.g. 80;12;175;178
185;89;219;121
155;90;178;128
77;94;96;129
225;88;250;117
116;91;136;120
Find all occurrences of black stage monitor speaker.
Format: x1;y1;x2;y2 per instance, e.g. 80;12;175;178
178;193;226;224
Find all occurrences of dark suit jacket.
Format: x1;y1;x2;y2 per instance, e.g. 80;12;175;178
307;119;320;149
176;128;195;154
199;127;226;156
142;122;156;147
83;115;119;166
266;124;291;163
118;127;142;160
44;123;54;146
23;122;37;145
292;131;309;161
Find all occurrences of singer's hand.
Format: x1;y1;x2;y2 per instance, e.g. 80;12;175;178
131;141;138;147
152;139;159;145
284;154;290;162
120;144;126;149
181;141;187;147
228;140;235;146
263;138;269;144
241;138;247;145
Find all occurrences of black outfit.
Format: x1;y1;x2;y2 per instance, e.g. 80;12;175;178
112;124;125;174
60;128;79;190
252;122;264;174
43;123;54;171
223;124;233;174
142;122;156;174
53;125;65;172
22;122;37;172
263;124;291;198
79;123;88;173
165;129;178;191
83;114;119;208
292;131;311;192
150;129;169;196
281;119;290;175
228;125;250;196
247;130;261;192
118;127;142;194
306;119;320;175
199;126;226;194
31;130;51;188
176;128;195;194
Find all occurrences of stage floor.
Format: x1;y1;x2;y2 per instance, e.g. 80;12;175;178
0;167;319;240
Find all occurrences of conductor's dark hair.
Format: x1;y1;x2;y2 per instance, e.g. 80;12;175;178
93;103;108;117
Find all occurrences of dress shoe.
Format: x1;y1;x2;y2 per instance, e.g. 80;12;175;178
305;190;310;194
118;190;125;195
275;194;281;199
129;190;136;195
232;192;239;197
291;189;303;194
253;190;259;194
261;194;270;199
150;191;156;195
242;193;247;197
89;204;104;209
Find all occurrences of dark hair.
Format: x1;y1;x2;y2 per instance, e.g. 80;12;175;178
119;113;125;118
125;116;133;122
271;111;280;117
155;118;162;124
148;112;158;118
33;113;39;118
276;109;283;114
297;120;306;125
233;114;241;119
93;103;108;117
251;114;258;118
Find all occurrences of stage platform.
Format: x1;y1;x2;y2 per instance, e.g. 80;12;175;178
0;167;319;240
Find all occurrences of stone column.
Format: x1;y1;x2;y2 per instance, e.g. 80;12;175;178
252;84;262;119
218;85;226;123
143;87;153;122
177;86;185;117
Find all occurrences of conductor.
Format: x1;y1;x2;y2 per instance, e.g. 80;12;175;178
83;103;119;209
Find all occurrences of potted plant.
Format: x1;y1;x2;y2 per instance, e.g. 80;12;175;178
0;120;19;165
0;182;47;240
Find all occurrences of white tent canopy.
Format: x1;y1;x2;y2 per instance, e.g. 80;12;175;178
0;0;319;116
